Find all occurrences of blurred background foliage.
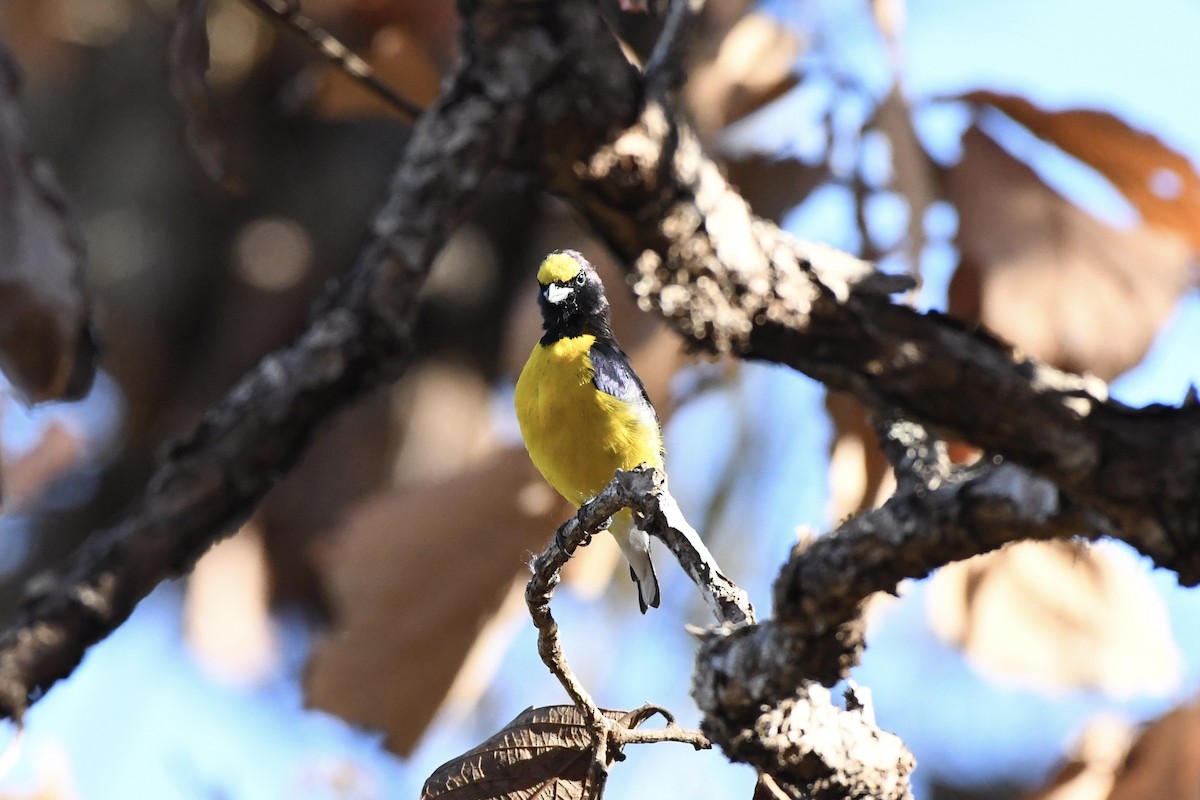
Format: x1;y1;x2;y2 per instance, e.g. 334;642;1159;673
1;0;1199;798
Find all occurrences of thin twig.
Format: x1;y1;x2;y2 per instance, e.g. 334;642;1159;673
614;726;710;749
525;486;632;731
754;773;792;800
643;0;704;92
524;466;753;716
524;466;731;783
585;734;611;800
525;487;629;794
240;0;425;121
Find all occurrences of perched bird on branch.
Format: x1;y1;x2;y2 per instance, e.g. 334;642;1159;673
515;250;663;612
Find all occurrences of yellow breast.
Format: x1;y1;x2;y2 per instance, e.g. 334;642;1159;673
515;335;662;507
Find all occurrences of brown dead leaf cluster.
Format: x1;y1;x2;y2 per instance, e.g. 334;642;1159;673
963;90;1200;251
1027;699;1200;800
920;95;1197;696
307;450;566;756
685;13;800;135
422;705;666;800
691;11;830;224
927;541;1180;697
783;17;1200;800
822;37;1200;745
0;46;95;405
947;104;1194;381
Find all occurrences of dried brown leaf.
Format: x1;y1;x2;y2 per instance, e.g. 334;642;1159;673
184;524;278;687
945;125;1192;379
724;154;827;224
169;0;238;188
305;448;571;756
1023;716;1133;800
928;541;1179;697
0;47;95;403
0;421;83;513
690;1;757;54
1108;698;1200;800
1027;699;1200;800
421;705;663;800
390;362;494;483
962;90;1200;249
257;389;398;606
685;13;800;135
824;392;891;520
869;86;936;272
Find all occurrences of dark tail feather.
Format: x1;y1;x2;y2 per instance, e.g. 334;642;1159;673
629;562;661;614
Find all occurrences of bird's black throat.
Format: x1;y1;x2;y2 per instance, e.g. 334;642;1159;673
538;279;614;345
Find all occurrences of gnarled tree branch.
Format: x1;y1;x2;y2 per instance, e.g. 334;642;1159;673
552;93;1200;581
524;468;717;792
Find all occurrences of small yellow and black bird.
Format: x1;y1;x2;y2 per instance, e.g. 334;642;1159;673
515;250;663;612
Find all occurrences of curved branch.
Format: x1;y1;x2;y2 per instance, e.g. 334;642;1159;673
525;465;753;710
525;480;629;729
525;468;722;790
679;451;1101;800
552;97;1200;583
528;467;915;798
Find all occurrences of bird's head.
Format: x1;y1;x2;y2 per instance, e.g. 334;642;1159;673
536;250;611;338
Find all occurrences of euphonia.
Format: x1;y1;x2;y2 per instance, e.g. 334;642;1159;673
515;250;663;612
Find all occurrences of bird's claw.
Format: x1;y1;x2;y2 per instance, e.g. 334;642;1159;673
555;524;596;555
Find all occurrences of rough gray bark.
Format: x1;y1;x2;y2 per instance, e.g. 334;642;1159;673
691;436;1095;783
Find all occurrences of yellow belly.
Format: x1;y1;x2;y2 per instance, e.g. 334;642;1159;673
515;335;662;507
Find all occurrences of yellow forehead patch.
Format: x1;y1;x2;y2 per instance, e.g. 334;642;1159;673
537;252;582;285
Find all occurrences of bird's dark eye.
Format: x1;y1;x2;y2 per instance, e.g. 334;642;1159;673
575;273;586;286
